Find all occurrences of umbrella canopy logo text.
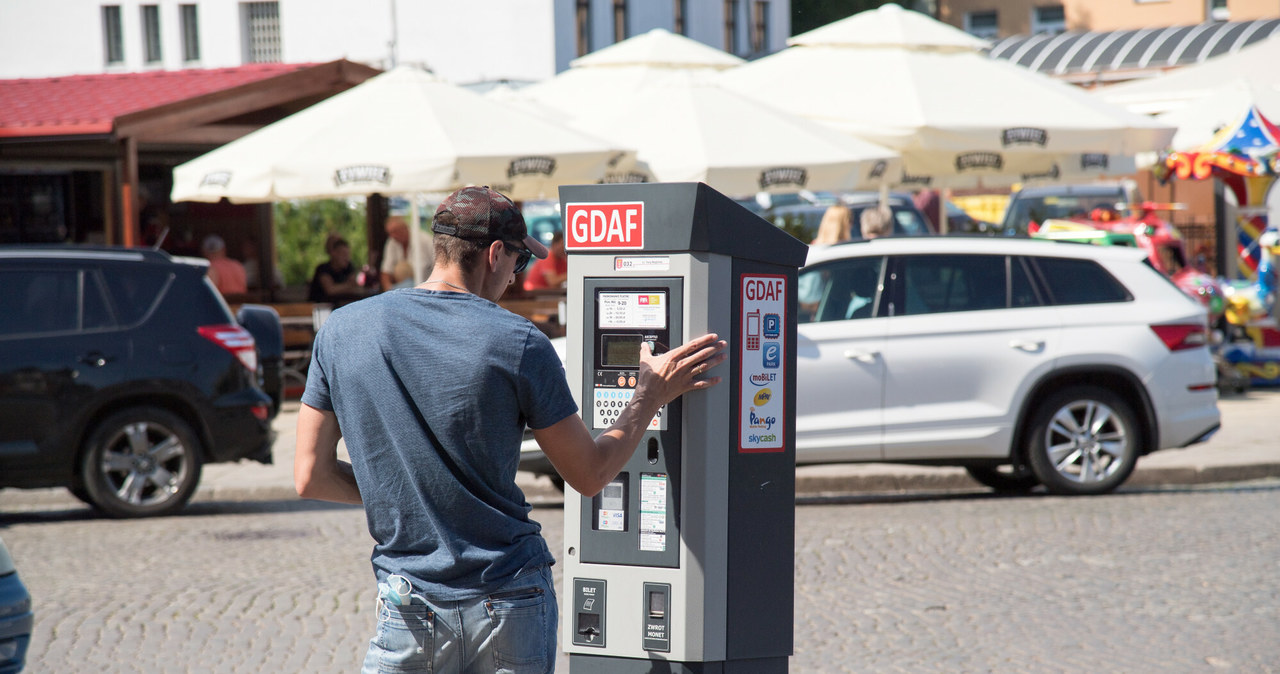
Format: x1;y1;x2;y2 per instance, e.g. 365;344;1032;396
333;165;392;187
955;152;1004;172
1080;153;1109;170
1001;127;1048;147
758;167;808;189
200;171;232;188
508;156;557;178
1021;164;1060;182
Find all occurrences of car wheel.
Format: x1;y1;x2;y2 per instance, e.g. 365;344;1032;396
80;407;203;518
964;464;1039;493
1026;387;1140;496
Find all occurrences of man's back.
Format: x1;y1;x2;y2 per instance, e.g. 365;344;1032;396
302;288;575;599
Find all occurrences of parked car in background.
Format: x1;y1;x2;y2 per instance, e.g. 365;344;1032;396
0;535;31;674
522;236;1221;496
766;191;933;242
943;199;1000;234
1001;181;1142;235
0;246;279;517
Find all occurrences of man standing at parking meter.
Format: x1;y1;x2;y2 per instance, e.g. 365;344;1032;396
294;185;726;673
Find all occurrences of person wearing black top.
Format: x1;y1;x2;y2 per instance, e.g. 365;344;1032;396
309;235;364;304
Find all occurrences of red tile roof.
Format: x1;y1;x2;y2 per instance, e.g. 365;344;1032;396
0;63;316;139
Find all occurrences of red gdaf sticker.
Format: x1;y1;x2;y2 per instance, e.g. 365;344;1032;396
564;202;645;250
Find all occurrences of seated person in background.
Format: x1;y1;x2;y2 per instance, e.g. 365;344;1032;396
380;216;435;292
391;260;416;290
202;234;247;296
523;232;568;291
309;235;364;303
811;205;852;245
860;205;893;240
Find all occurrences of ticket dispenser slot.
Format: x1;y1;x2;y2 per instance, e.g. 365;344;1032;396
580;278;683;569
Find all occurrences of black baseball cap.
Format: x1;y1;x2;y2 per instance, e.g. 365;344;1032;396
431;186;549;259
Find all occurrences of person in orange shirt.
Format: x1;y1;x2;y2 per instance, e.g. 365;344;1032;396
522;232;567;291
202;235;247;295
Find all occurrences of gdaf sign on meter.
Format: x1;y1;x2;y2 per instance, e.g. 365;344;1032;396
558;182;808;673
566;201;645;249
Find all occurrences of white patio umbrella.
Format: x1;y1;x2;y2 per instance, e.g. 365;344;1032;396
171;66;630;204
718;4;1174;188
505;29;898;194
545;73;900;195
1152;79;1280;151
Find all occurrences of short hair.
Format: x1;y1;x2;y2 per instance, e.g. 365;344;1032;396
434;233;489;271
324;233;349;254
860;206;893;240
201;234;225;254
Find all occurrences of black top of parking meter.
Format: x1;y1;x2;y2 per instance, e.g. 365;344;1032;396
559;182;809;268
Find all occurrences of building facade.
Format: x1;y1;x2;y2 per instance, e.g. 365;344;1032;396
940;0;1278;39
0;0;790;85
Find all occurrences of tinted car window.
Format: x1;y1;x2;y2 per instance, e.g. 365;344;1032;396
798;257;884;323
101;266;170;325
1032;257;1132;305
82;271;114;330
0;269;78;336
1010;256;1042;308
897;255;1007;316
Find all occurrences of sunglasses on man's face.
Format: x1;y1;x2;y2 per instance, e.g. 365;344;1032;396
502;241;533;274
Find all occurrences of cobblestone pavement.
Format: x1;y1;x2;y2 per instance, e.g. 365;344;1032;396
3;480;1278;672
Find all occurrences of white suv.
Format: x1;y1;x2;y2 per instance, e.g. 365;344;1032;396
796;236;1220;495
520;237;1221;496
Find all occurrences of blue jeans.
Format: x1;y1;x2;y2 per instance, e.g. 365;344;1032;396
361;565;557;674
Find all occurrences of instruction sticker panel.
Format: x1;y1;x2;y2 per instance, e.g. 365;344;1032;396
598;292;666;329
739;274;786;453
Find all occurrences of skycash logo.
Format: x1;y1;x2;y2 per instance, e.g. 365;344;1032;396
507;156;556;178
333;165;392;187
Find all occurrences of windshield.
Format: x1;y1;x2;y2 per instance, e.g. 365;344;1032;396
1002;193;1126;234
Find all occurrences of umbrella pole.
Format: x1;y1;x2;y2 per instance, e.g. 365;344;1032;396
410;194;424;284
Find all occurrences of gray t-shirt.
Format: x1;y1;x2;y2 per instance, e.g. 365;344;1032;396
302;288;577;600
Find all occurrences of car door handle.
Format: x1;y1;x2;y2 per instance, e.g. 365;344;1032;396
78;352;116;367
843;349;880;363
1009;340;1045;353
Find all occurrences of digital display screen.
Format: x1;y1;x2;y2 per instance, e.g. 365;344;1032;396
602;334;643;368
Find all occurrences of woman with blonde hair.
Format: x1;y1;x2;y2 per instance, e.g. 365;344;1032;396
811;204;852;245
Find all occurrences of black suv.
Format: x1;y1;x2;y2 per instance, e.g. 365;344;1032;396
0;246;281;517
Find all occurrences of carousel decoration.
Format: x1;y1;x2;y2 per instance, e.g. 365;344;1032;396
1159;104;1280;387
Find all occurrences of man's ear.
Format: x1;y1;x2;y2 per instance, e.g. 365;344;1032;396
487;239;505;271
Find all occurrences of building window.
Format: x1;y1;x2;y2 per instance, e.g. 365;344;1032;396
1209;0;1229;21
1031;5;1065;35
964;10;998;39
102;5;124;64
180;4;201;61
141;5;162;63
751;2;770;54
724;0;739;53
242;2;281;63
674;0;687;35
613;0;627;42
576;0;592;57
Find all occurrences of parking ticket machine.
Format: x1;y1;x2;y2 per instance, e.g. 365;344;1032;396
559;183;808;673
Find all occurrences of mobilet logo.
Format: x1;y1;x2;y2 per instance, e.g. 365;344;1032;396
507;156;556;178
955;152;1004;172
749;372;777;386
758;167;808;189
1001;127;1048;147
1080;153;1109;170
200;171;232;188
333;165;392;187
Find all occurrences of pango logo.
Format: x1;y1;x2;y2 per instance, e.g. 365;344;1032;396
565;202;645;250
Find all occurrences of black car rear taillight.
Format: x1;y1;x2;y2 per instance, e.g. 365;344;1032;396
198;324;258;372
